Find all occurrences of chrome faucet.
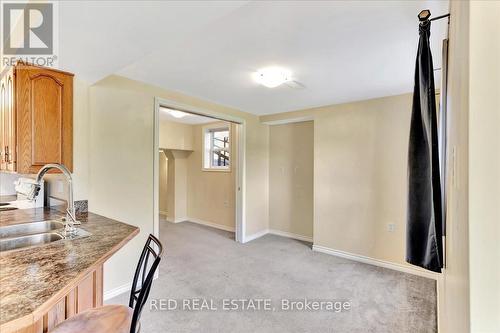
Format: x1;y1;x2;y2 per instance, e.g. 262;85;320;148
29;163;80;234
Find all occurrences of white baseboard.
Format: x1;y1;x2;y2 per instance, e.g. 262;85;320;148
187;217;235;232
104;274;159;302
165;216;187;223
268;229;313;243
243;229;268;243
243;229;313;243
167;217;235;232
312;245;438;280
103;282;132;301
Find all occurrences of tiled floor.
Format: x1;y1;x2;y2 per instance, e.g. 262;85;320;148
108;220;436;332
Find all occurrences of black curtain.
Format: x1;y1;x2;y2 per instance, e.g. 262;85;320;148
406;20;443;273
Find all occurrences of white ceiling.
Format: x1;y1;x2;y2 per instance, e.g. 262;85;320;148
58;0;449;115
159;107;217;125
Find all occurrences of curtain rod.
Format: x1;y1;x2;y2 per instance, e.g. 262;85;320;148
430;13;450;22
418;10;450;22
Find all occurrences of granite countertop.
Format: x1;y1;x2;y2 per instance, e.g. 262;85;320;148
0;207;139;327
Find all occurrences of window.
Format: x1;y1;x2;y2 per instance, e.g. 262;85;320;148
203;125;230;170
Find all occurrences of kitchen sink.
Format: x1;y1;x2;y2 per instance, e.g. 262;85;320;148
0;233;64;252
0;220;65;238
0;220;92;252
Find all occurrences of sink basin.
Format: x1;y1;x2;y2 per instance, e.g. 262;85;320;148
0;233;64;252
0;221;65;239
0;220;92;252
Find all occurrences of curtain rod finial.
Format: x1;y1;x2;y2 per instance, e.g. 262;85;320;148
418;9;431;21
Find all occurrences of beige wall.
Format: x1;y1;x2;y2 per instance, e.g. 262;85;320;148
88;75;269;293
159;151;168;215
438;2;500;331
438;1;471;332
469;1;500;331
44;78;90;203
88;77;156;294
71;78;91;200
159;119;236;229
262;94;436;274
164;149;176;221
269;121;313;238
313;94;415;266
170;150;190;221
159;120;193;221
263;94;418;267
159;120;194;151
187;121;236;230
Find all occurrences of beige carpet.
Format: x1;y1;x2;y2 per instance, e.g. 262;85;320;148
108;220;436;333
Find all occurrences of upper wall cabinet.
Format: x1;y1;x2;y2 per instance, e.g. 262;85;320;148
0;62;74;174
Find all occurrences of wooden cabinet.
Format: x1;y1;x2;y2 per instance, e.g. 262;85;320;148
0;68;16;171
0;62;74;174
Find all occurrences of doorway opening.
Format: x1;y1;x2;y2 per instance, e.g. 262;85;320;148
268;120;314;244
153;98;245;243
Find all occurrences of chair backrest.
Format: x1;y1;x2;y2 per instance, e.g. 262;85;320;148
129;234;164;333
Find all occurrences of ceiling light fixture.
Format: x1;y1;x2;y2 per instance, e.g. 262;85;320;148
169;110;188;118
161;107;188;119
253;66;292;88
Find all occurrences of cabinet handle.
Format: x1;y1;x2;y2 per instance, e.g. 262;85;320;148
5;146;9;163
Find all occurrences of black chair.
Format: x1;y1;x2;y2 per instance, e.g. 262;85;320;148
129;234;163;332
51;234;164;333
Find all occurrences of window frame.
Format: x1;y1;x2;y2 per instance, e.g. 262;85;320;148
202;123;231;172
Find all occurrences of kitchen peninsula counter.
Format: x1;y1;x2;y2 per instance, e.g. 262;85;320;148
0;207;139;333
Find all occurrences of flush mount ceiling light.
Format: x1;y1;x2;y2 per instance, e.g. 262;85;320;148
161;107;188;118
169;110;188;118
253;66;292;88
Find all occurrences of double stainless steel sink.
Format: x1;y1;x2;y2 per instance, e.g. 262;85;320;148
0;233;64;252
0;220;91;252
0;220;64;238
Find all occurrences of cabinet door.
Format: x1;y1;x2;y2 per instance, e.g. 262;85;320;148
16;64;73;174
1;70;16;172
5;72;16;171
0;77;5;170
